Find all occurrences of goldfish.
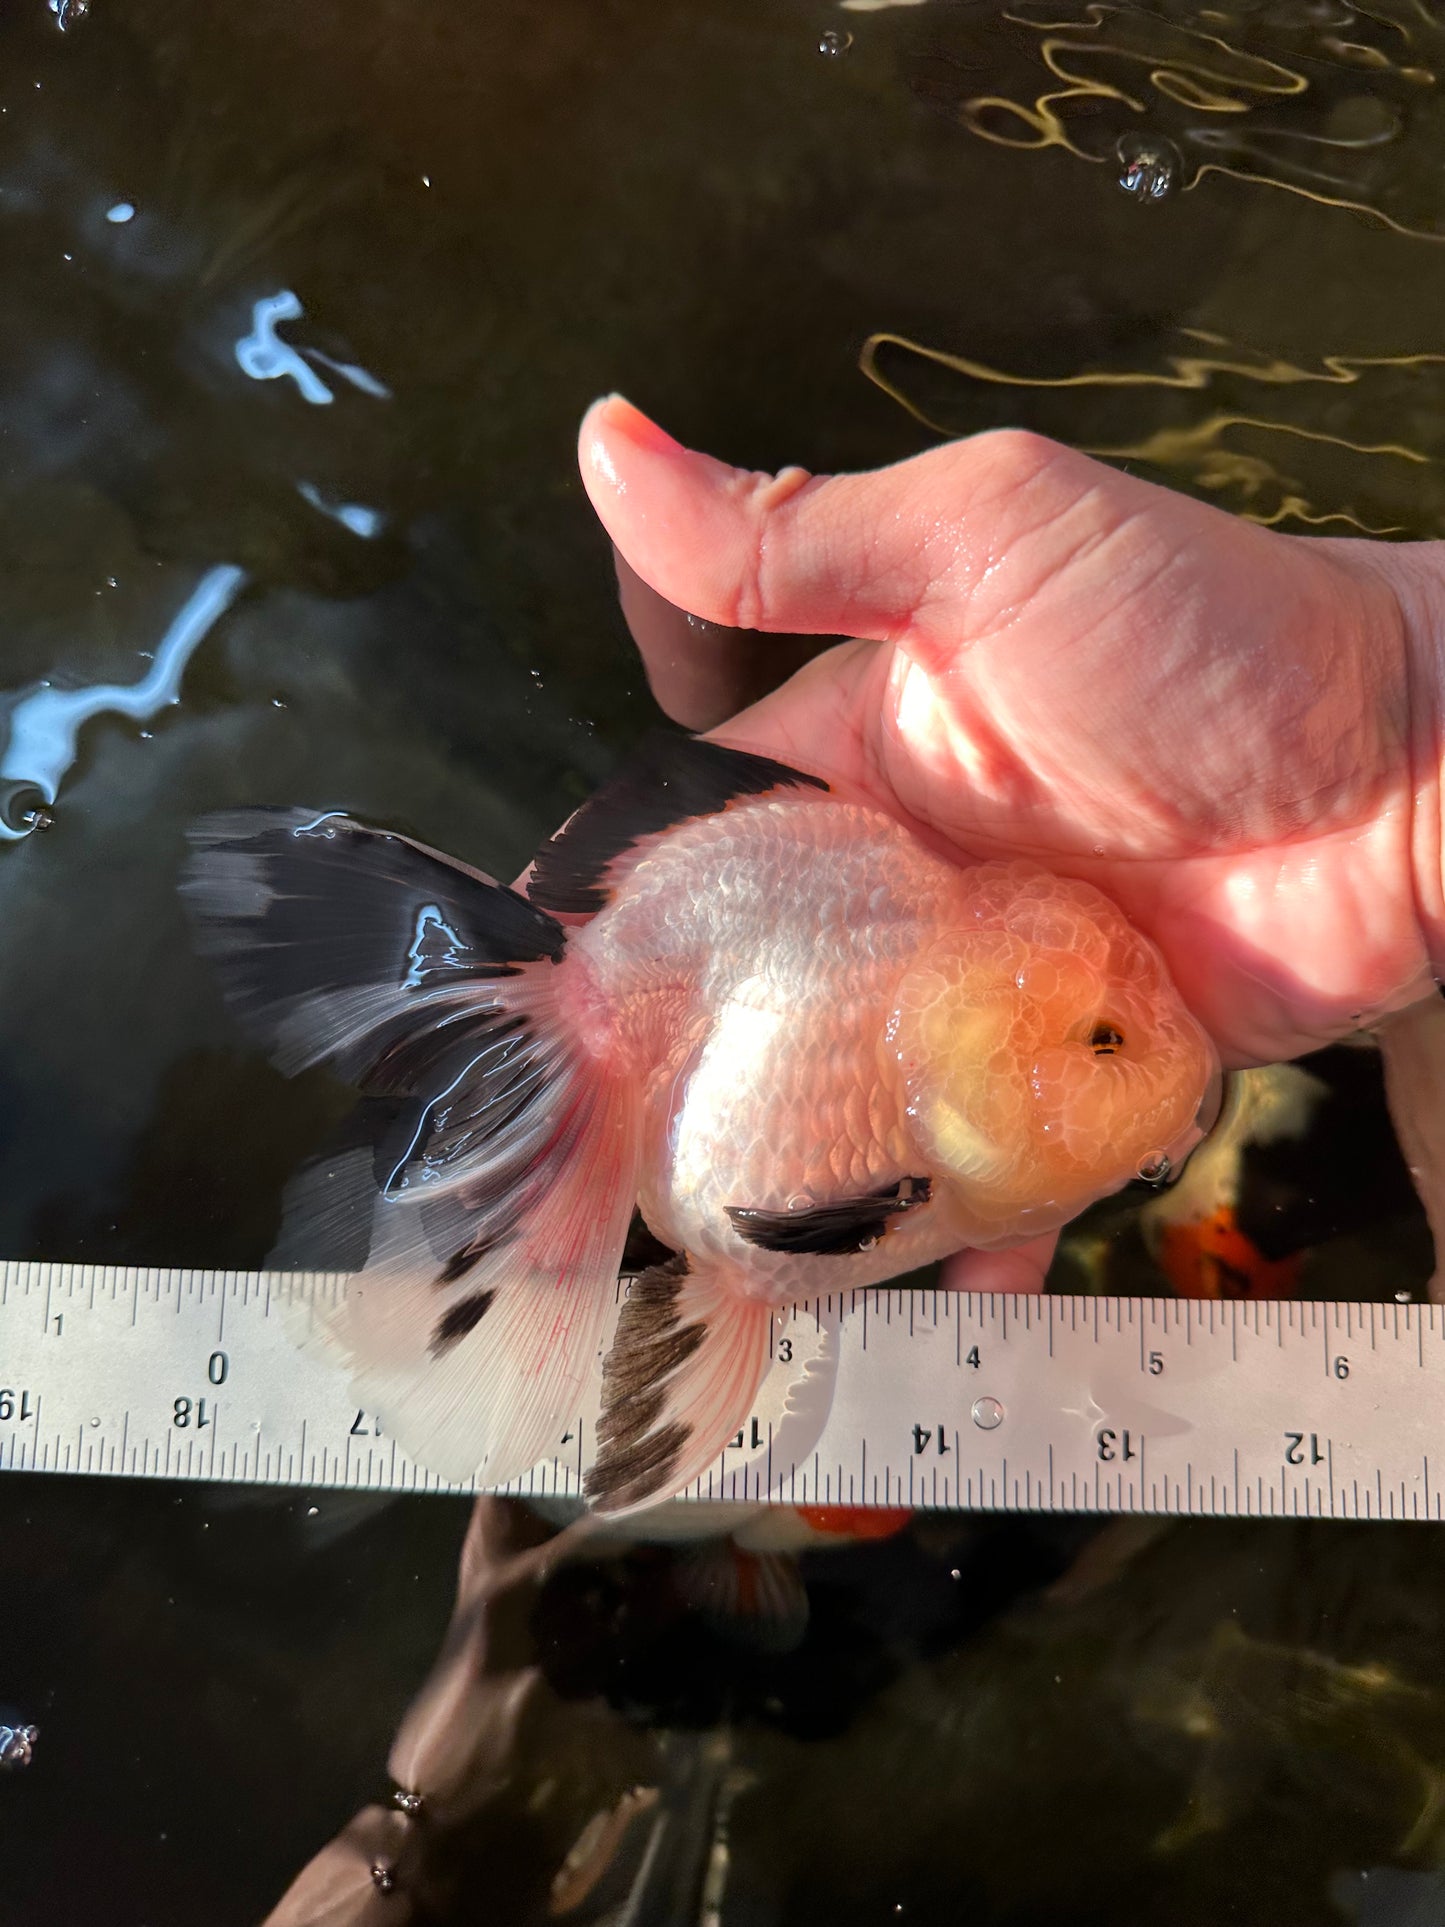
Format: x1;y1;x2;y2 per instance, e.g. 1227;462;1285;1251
184;733;1218;1512
530;1493;917;1652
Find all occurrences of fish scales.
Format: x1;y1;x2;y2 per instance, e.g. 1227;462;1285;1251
576;798;956;1294
182;736;1218;1510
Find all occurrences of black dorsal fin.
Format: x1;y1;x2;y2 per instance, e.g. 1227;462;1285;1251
526;732;828;916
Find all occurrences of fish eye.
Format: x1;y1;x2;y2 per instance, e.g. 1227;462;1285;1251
1089;1021;1125;1055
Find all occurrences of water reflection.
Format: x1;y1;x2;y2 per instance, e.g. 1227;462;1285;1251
908;0;1445;238
235;290;345;406
861;327;1445;534
0;1717;38;1769
0;563;245;838
296;482;385;539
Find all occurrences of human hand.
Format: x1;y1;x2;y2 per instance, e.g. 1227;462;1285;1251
578;398;1445;1288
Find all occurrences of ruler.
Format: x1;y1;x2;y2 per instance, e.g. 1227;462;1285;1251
0;1260;1442;1518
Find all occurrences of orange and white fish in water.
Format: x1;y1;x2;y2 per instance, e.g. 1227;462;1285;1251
184;735;1218;1512
1140;1066;1322;1300
532;1493;916;1651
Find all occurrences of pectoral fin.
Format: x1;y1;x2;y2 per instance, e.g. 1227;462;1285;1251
725;1177;932;1256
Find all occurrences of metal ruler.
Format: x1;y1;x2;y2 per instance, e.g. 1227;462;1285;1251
0;1260;1442;1518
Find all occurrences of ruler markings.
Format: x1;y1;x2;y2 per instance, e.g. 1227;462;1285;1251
0;1262;1442;1516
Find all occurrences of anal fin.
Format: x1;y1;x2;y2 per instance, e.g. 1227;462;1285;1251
585;1258;773;1514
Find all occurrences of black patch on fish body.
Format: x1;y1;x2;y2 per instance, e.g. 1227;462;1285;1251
430;1288;496;1354
588;1255;702;1510
726;1177;933;1256
526;732;829;915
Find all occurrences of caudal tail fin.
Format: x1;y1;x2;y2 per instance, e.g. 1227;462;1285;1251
182;807;639;1488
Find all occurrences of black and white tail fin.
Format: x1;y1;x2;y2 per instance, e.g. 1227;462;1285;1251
182;807;639;1487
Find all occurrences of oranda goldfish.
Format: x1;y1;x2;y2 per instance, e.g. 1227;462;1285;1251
184;734;1218;1512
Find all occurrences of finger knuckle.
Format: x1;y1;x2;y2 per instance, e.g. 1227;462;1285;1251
964;428;1068;508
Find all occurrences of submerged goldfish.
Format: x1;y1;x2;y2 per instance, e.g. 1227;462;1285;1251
185;735;1217;1511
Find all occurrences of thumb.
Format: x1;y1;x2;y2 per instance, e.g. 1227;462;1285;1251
577;394;1169;653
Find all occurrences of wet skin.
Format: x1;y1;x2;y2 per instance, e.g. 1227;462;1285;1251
579;397;1445;1290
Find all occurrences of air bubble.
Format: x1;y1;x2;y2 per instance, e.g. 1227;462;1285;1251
48;0;88;27
21;807;54;834
971;1395;1004;1431
1115;132;1182;204
370;1862;397;1894
1395;1288;1414;1304
818;28;853;55
393;1788;423;1815
1136;1150;1172;1184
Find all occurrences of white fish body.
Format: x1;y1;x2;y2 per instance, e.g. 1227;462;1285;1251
185;736;1216;1512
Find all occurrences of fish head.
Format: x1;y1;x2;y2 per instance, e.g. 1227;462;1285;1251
889;864;1219;1237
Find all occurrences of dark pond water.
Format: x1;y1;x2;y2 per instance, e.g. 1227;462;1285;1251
3;0;1445;1920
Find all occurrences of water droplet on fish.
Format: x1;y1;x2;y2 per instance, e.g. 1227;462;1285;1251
818;28;853;54
393;1788;423;1815
971;1395;1004;1430
370;1862;397;1894
1115;133;1182;204
1136;1150;1171;1184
